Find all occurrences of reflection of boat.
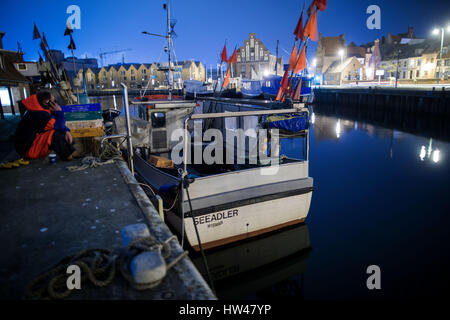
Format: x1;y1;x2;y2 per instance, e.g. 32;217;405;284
131;98;313;251
191;223;311;299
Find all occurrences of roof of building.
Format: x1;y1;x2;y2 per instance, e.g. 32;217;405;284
326;57;362;74
0;49;29;85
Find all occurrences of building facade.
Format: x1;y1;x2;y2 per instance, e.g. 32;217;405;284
72;61;206;91
234;33;283;80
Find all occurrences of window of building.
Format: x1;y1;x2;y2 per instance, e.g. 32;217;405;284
265;54;268;61
17;63;27;71
416;70;420;77
142;69;146;74
121;70;125;75
250;38;254;48
131;76;136;81
131;69;135;75
87;73;92;81
445;59;450;66
0;56;4;70
0;87;11;106
402;71;406;79
417;59;422;66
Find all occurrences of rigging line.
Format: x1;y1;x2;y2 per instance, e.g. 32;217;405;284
141;44;165;98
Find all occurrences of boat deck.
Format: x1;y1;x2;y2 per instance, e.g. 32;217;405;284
0;116;215;300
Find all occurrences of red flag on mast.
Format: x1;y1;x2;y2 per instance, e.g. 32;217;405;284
275;69;289;101
314;0;327;11
304;9;318;41
221;44;228;63
293;11;304;41
222;68;230;88
228;48;237;64
294;45;306;73
288;45;298;71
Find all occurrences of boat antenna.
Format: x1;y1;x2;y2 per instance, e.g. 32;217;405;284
142;0;175;100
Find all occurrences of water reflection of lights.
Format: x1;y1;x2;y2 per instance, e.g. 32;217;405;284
419;138;441;163
420;146;426;161
336;120;341;138
432;150;440;163
311;112;315;124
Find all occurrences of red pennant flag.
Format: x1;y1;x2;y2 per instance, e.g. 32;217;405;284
304;10;318;41
288;45;298;71
280;69;289;90
292;78;302;100
293;11;304;41
221;44;228;63
222;68;230;88
275;69;289;101
228;48;237;64
314;0;327;11
294;45;306;73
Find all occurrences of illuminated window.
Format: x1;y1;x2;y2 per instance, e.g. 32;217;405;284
0;87;11;106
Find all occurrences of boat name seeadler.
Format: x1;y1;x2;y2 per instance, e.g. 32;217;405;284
194;209;239;225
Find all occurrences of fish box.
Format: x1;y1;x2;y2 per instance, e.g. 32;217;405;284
62;103;102;113
70;127;104;138
66;119;104;130
65;111;103;121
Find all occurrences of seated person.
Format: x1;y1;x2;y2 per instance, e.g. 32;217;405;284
14;91;80;161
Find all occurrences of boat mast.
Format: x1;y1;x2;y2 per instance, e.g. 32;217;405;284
167;0;172;100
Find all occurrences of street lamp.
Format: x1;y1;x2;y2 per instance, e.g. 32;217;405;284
432;25;450;84
338;49;344;64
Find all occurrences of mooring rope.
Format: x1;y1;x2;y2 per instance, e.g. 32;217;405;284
25;235;188;299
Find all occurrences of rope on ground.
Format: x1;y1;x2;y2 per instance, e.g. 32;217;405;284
25;235;188;299
66;140;123;172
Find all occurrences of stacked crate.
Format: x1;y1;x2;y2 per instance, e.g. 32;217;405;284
62;103;104;138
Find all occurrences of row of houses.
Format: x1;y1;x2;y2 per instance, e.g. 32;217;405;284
316;27;450;85
72;60;206;91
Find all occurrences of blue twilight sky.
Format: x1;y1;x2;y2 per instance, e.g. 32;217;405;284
1;0;450;68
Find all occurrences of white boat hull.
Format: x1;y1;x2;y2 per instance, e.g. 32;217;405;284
166;191;312;251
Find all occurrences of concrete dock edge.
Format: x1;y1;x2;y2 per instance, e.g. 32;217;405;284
115;160;216;300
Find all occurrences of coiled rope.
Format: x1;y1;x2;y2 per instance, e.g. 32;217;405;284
66;140;123;172
25;235;188;299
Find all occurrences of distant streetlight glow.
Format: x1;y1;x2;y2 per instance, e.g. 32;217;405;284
433;28;440;35
312;58;317;67
311;112;315;124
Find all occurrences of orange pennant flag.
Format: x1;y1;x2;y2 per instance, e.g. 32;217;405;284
294;45;306;73
288;45;298;71
304;10;318;41
222;68;230;88
228;48;237;64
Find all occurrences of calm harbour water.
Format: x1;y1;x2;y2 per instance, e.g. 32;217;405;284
90;95;450;299
207;108;450;300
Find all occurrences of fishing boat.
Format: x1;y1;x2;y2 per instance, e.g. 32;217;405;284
115;0;317;251
128;97;313;251
261;74;313;102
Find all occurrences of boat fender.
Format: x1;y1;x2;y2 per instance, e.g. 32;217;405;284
121;224;151;248
130;249;167;285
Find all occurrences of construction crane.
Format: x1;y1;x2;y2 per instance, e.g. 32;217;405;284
98;48;132;67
